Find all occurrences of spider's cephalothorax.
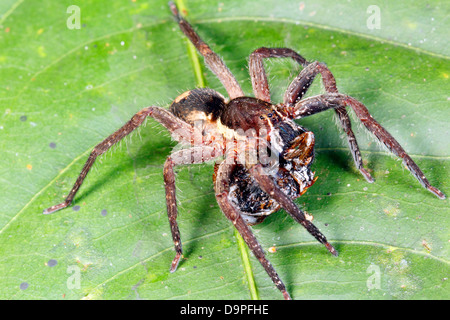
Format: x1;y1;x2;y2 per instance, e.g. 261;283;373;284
44;2;445;300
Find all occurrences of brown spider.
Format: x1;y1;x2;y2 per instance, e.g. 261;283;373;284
43;2;445;300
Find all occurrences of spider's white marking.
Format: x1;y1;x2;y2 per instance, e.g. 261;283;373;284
215;118;247;140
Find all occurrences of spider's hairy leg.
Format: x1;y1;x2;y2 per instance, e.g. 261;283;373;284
43;106;198;214
248;47;309;103
164;146;220;272
249;164;338;257
214;160;292;300
286;61;374;183
168;2;244;99
292;93;446;199
247;48;372;182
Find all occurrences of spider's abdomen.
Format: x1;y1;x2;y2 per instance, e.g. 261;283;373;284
169;88;226;125
228;121;316;225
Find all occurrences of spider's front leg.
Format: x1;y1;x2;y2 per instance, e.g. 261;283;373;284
248;164;338;256
248;48;373;182
284;61;374;183
291;93;446;199
43;106;198;214
248;47;308;103
214;160;292;300
164;146;220;272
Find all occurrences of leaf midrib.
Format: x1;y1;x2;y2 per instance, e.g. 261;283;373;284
83;239;449;299
174;0;260;300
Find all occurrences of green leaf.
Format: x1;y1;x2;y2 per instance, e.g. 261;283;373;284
0;0;448;300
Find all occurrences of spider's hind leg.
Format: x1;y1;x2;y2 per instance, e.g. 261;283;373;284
43;106;199;215
169;2;244;99
164;146;220;272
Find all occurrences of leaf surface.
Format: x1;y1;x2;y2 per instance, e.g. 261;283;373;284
0;0;448;300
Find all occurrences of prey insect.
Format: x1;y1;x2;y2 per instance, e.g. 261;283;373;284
44;2;445;300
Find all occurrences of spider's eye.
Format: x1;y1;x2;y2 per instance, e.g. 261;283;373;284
267;113;273;117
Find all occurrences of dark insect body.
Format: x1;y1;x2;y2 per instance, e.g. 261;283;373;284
44;2;445;300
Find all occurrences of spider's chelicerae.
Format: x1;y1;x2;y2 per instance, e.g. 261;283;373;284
44;2;446;300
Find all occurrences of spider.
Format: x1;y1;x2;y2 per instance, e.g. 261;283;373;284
44;2;445;300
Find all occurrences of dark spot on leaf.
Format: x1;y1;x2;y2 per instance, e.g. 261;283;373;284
73;205;80;211
20;115;27;122
101;209;108;216
20;282;28;290
49;142;56;149
47;259;57;267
